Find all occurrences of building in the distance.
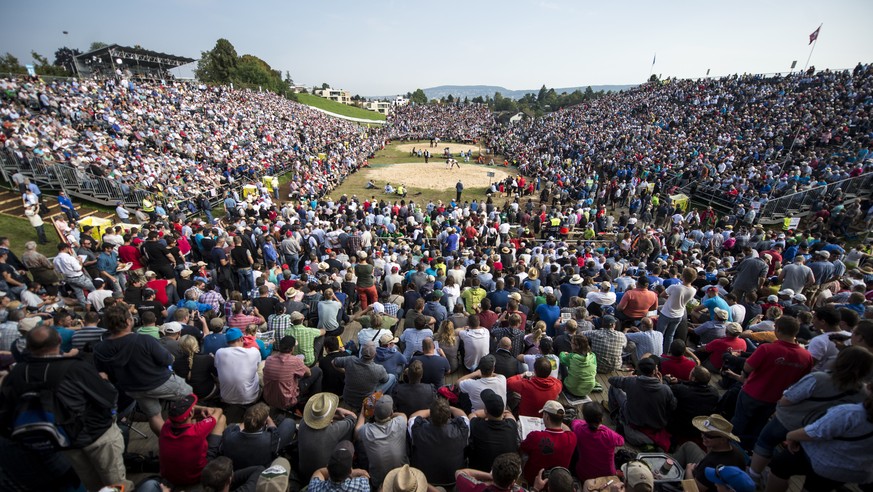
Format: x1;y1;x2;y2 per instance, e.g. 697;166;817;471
393;95;410;107
314;88;352;105
362;100;392;115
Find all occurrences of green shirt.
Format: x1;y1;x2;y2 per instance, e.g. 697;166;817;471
288;323;323;365
137;325;160;339
460;287;487;313
559;351;598;397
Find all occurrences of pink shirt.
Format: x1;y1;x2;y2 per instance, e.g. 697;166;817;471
571;420;625;482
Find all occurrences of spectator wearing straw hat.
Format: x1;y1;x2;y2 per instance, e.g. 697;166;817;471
298;393;358;482
671;414;747;492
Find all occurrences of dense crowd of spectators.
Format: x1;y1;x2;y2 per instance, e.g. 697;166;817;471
0;64;872;492
387;103;493;142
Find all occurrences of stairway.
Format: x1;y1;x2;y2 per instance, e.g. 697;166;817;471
0;188;116;222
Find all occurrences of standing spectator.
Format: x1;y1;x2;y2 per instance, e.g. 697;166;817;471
355;251;378;310
731;253;768;299
24;204;47;245
725;316;814;450
657;267;697;352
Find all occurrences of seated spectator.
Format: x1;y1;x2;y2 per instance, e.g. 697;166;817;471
319;336;347;396
409;398;470;486
263;335;323;410
458;354;507;413
214;327;262;406
519;400;576;484
585;315;628;373
355;395;408;488
572;402;625;483
159;394;227;487
400;313;435;359
374;333;407;379
298;393;358;482
467;389;520;472
411;337;451;387
493;336;525;379
616;276;658;324
307;440;371;492
199;456;265;492
456;453;524;492
457;314;490;371
333;342;394;410
220;402;296;469
625;316;664;359
692;307;730;345
660;339;700;381
506;357;563;417
559;334;598;397
671;414;748;492
667;366;720;440
700;322;746;372
286;310;326;366
392;359;436;415
202;317;228;356
607;357;676;450
174;334;218;401
519;335;560;378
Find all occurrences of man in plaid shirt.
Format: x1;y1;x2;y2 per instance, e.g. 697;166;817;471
584;315;628;373
199;285;225;313
286;311;326;366
268;304;294;340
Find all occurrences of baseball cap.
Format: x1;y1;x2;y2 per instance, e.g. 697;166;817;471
704;466;755;492
374;395;394;422
370;302;385;314
621;461;654;492
18;317;42;333
161;321;182;334
225;327;244;343
361;342;377;360
168;394;198;423
539;400;565;416
327;440;355;482
480;388;505;417
725;322;743;336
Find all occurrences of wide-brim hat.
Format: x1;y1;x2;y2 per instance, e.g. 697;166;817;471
569;274;583;285
382;465;428;492
304;392;339;430
692;414;740;441
479;265;490;273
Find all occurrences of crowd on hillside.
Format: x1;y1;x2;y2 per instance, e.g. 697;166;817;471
489;64;873;218
387;103;494;142
0;65;872;492
0;76;386;211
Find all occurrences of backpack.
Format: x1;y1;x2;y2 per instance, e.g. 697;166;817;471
11;359;78;453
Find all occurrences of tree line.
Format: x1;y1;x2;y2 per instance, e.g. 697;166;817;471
402;85;606;116
195;38;296;98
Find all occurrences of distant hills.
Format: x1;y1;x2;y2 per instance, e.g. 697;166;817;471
368;84;637;101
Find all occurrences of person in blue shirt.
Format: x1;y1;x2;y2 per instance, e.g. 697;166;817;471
535;293;561;337
57;191;79;221
692;286;733;322
97;242;124;295
201;318;228;356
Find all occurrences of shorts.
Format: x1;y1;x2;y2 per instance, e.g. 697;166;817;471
126;374;193;417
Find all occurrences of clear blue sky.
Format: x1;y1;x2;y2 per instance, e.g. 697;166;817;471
2;0;871;96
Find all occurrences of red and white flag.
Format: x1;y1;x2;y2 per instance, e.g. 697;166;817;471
809;26;820;45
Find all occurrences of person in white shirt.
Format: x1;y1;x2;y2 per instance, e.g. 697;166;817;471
53;242;96;306
585;281;617;309
457;315;490;371
456;354;507;412
86;278;114;312
215;328;262;405
725;293;746;327
657;267;698;353
807;306;850;372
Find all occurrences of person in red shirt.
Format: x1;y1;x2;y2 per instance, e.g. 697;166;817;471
118;234;145;274
724;316;813;449
660;339;700;381
145;270;175;306
159;394;227;486
701;323;747;371
519;400;576;485
506;357;563;417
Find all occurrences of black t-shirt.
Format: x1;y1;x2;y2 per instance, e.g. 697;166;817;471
252;296;280;319
0;263;23;284
124;286;144;305
693;447;747;489
137;300;166;325
392;382;436;415
410;417;469;485
412;354;451;387
319;351;347;396
468;418;520;471
172;353;216;400
142;241;171;266
230;246;253;269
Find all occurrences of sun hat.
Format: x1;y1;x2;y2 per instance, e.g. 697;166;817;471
692;414;740;441
382;465;428;492
569;274;583;285
714;308;729;321
379;333;399;345
179;269;193;278
777;289;795;297
18;316;42;333
303;392;340;429
284;287;298;298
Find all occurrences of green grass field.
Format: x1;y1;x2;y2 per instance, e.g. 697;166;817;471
0;215;61;256
295;93;387;121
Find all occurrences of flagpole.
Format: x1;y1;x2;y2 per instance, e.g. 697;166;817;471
767;24;822;200
803;23;822;72
649;53;656;80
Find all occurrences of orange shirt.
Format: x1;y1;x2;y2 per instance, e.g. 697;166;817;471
617;288;658;319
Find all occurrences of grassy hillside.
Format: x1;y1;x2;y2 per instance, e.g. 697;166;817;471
295;93;386;121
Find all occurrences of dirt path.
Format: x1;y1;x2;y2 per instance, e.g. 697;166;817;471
365;162;511;190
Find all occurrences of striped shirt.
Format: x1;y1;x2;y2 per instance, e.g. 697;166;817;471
71;326;107;350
